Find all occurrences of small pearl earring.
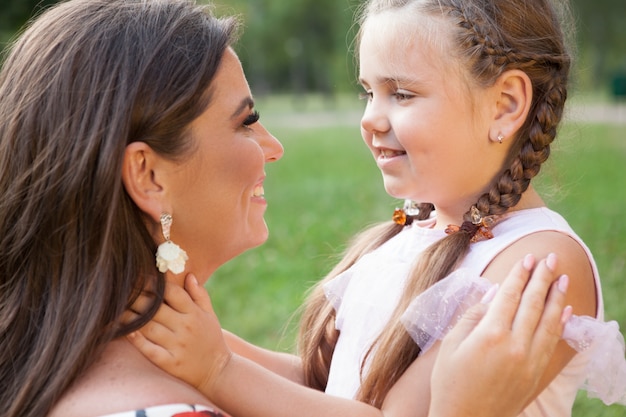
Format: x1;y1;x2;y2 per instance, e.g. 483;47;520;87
497;133;504;144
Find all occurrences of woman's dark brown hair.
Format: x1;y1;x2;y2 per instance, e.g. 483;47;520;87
0;1;238;416
298;0;572;408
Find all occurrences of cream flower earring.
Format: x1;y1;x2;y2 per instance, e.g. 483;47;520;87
155;213;188;274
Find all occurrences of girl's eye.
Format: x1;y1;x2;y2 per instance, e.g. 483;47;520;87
394;91;415;101
358;91;373;101
243;110;260;127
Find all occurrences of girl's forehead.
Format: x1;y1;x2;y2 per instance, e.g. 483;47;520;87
359;10;454;79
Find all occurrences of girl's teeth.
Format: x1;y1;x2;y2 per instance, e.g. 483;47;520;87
381;149;403;158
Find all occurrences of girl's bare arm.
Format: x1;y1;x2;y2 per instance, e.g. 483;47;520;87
129;255;569;417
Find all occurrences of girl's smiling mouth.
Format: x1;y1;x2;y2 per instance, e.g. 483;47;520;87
378;148;406;159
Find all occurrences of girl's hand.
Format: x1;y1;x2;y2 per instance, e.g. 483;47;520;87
128;274;231;397
428;254;572;417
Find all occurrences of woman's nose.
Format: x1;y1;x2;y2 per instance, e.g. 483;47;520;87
257;123;284;162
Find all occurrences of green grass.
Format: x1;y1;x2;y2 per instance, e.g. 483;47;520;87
208;122;395;351
207;96;626;416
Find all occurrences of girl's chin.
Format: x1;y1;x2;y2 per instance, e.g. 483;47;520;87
382;183;412;200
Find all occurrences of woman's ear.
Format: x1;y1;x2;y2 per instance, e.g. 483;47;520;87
121;142;166;222
489;69;532;143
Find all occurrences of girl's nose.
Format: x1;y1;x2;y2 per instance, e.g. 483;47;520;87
360;98;390;134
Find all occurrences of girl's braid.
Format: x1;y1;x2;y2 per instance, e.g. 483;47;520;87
450;1;569;220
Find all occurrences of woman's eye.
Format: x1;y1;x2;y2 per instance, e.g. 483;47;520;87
243;110;260;127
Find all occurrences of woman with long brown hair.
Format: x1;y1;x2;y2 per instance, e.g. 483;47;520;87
0;1;283;415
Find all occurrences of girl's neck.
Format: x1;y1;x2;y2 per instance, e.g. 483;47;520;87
432;185;545;230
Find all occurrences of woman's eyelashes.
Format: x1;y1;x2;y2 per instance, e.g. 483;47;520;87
243;110;260;127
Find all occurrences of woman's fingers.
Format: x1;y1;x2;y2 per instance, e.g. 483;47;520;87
430;254;571;417
528;275;571;362
480;255;535;331
510;255;557;335
441;302;489;348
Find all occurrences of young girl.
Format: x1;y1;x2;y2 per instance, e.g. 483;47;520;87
130;0;626;415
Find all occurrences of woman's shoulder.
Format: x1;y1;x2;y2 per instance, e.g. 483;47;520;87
49;340;216;417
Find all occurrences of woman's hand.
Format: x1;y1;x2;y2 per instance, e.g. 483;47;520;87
428;254;572;417
128;274;231;397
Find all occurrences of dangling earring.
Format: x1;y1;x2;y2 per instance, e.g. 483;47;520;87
155;213;188;274
497;133;504;144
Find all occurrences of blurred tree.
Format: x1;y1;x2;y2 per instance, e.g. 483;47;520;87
1;0;624;95
216;0;359;96
0;0;58;39
571;0;626;94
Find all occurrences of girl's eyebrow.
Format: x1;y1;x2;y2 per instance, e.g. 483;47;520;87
359;75;423;88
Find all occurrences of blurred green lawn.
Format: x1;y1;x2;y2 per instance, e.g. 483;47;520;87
208;95;626;416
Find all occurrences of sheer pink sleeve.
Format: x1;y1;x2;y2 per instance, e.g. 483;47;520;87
400;268;626;406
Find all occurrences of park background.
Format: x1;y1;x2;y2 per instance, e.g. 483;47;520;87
1;1;625;416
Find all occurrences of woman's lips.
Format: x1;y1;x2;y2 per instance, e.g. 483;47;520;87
252;184;264;197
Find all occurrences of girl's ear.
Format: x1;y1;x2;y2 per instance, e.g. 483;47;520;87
121;142;167;223
489;69;533;143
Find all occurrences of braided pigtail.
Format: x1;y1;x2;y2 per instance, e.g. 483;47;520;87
353;0;572;408
298;221;405;390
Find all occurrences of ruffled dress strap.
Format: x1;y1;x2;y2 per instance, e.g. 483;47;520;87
400;269;626;406
98;404;229;417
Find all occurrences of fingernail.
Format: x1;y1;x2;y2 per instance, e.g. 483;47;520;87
481;284;499;304
557;274;569;293
128;332;136;339
546;253;557;272
523;254;535;271
561;305;573;324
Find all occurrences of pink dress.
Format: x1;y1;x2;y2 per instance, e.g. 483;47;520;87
324;207;626;415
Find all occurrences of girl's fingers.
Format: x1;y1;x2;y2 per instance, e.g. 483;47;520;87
184;274;214;313
148;281;199;329
162;281;195;313
135;316;177;347
128;291;157;315
127;331;175;368
119;308;140;326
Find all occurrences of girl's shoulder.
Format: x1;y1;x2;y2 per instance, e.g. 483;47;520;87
484;229;598;317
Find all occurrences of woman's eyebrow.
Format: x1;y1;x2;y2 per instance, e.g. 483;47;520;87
230;96;255;120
